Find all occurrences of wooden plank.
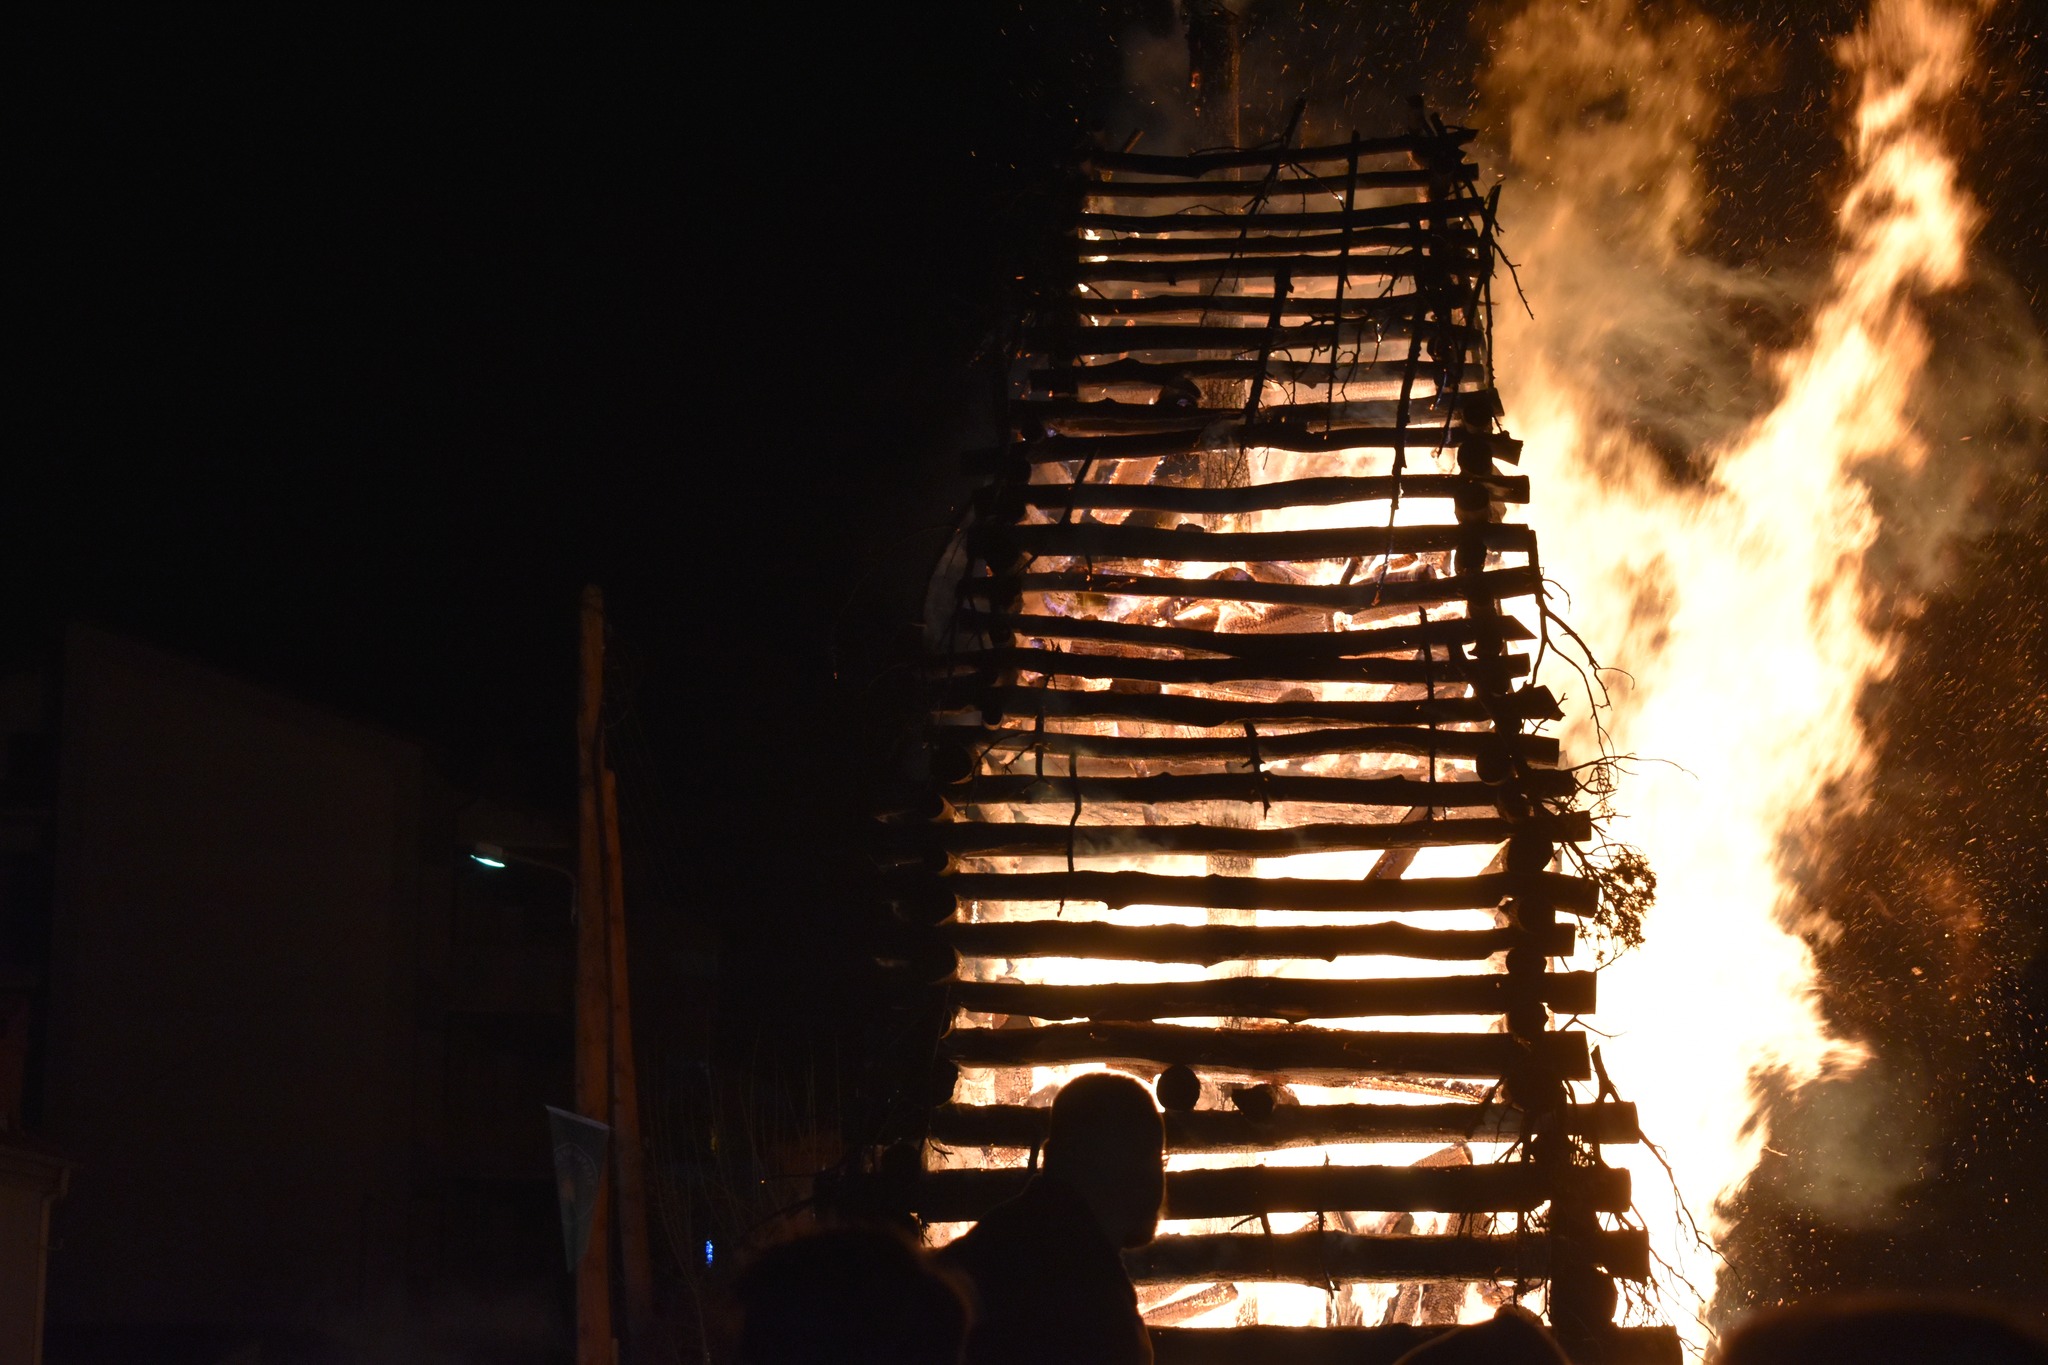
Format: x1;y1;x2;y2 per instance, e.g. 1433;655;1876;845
911;1161;1629;1223
943;919;1576;965
1122;1226;1649;1284
942;869;1596;914
1018;396;1469;433
927;1099;1641;1151
1018;321;1478;359
1014;473;1528;515
961;722;1556;766
955;772;1573;811
1150;1325;1681;1365
937;646;1529;689
1000;426;1482;467
942;1021;1592;1083
1078;164;1461;197
980;565;1543;612
953;972;1597;1023
997;521;1527;563
959;683;1562;731
1074;251;1478;286
922;810;1592;859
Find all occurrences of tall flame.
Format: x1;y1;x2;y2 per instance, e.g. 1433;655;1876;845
1487;0;1987;1340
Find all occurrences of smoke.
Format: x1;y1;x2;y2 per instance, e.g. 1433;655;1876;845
1472;0;2048;1304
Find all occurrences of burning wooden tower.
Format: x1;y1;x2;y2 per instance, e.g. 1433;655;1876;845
874;111;1680;1365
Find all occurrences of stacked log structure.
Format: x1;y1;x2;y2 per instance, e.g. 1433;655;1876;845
874;115;1679;1365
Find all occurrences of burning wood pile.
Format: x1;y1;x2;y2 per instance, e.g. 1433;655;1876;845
877;115;1680;1364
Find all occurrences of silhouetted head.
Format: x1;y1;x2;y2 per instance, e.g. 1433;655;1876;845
1719;1295;2048;1365
734;1224;970;1365
1392;1306;1569;1364
1042;1071;1166;1249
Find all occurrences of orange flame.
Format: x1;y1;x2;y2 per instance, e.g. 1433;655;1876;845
1489;0;1988;1342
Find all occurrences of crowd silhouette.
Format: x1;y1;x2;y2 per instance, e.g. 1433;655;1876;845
729;1074;2045;1365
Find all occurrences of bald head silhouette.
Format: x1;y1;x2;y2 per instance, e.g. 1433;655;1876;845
1042;1072;1166;1249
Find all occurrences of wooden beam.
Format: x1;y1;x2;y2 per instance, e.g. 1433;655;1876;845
952;972;1596;1024
978;565;1542;613
943;919;1575;965
1011;474;1528;516
936;646;1529;689
958;683;1562;731
920;811;1592;859
927;1099;1641;1151
954;772;1569;811
1123;1226;1649;1284
940;869;1595;914
958;722;1556;766
942;1021;1592;1083
1149;1325;1681;1365
911;1161;1629;1223
1018;321;1478;360
995;521;1527;562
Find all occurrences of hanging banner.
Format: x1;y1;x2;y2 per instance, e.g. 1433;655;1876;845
546;1105;610;1272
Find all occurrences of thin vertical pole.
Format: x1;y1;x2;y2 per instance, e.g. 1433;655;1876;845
602;763;658;1358
575;585;615;1365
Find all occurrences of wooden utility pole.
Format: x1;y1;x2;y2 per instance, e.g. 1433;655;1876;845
601;764;657;1357
574;585;615;1365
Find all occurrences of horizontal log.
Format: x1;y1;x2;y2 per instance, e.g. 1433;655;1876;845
1003;426;1482;466
998;520;1525;563
923;811;1593;859
953;972;1596;1023
1022;321;1478;360
1150;1325;1682;1365
984;565;1541;611
1124;1226;1648;1285
1074;227;1477;259
944;920;1574;965
1030;356;1478;391
912;1161;1628;1223
1080;164;1468;198
1074;250;1479;287
944;869;1595;914
1074;212;1485;241
937;647;1526;689
1059;295;1469;327
961;682;1561;730
1083;131;1476;176
958;771;1572;811
928;1098;1640;1151
964;610;1532;660
962;724;1555;767
943;1021;1592;1083
1077;197;1487;236
1020;396;1470;434
1016;473;1527;514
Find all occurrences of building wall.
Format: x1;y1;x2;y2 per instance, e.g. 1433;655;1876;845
42;627;422;1333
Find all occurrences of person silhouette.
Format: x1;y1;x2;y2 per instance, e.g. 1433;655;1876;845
940;1071;1165;1365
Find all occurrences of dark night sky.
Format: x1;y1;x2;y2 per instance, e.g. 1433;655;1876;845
14;3;2047;1324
